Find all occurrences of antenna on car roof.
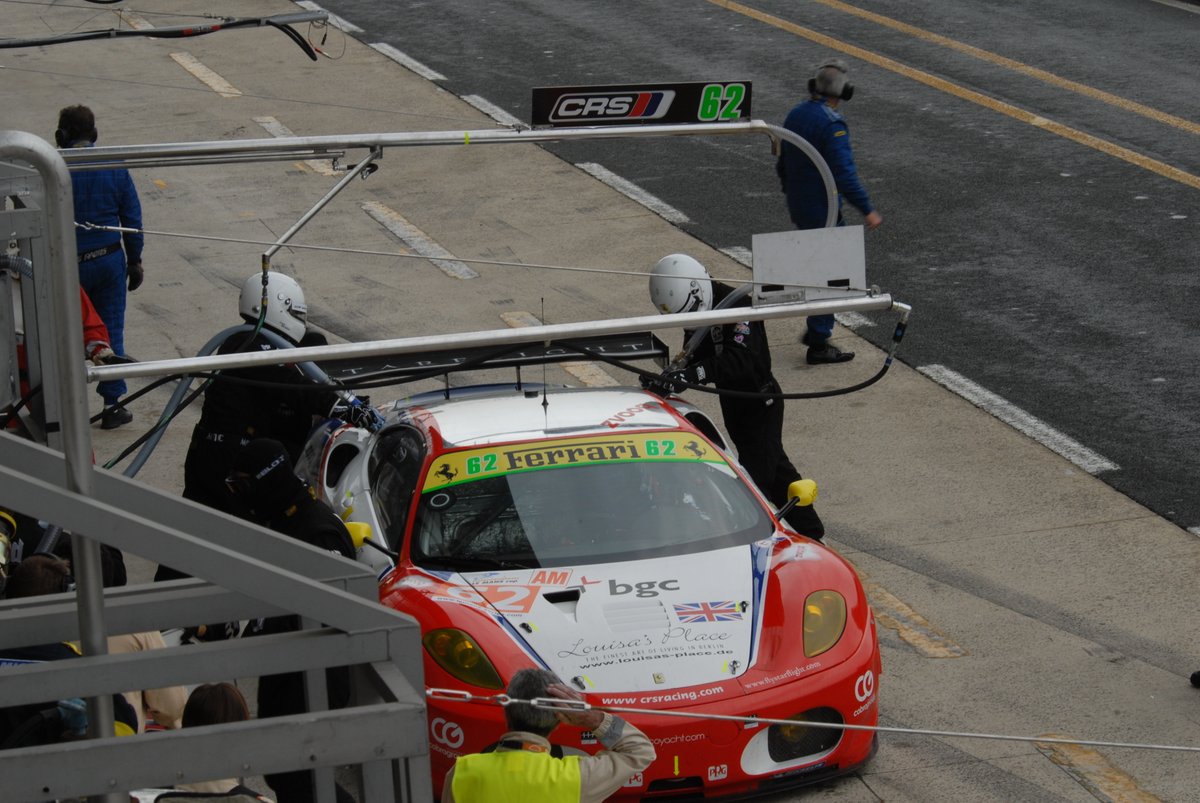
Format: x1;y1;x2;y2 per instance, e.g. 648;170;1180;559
541;298;550;412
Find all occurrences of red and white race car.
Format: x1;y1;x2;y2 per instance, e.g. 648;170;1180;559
298;376;880;799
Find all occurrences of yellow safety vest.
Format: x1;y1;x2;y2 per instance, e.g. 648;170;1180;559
451;749;582;802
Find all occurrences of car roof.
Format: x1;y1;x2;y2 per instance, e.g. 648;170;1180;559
395;386;685;447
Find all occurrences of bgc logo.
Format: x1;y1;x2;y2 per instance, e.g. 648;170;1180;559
610;578;680;598
550;91;676;123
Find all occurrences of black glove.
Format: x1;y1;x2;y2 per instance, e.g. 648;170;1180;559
92;350;137;367
332;397;380;430
641;361;710;396
641;372;681;396
126;262;144;292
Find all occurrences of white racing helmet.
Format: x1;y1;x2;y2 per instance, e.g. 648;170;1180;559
649;254;713;315
239;271;308;344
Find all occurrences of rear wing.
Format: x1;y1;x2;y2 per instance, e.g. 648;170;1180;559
320;332;670;383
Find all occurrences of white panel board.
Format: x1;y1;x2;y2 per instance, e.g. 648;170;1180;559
751;227;867;306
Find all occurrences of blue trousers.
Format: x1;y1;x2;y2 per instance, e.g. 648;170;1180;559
78;251;128;405
789;210;845;346
805;314;835;344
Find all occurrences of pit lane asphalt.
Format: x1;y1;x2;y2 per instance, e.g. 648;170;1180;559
4;0;1198;801
316;0;1200;534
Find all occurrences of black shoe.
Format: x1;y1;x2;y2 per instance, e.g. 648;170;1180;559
100;405;133;430
1191;670;1200;688
806;342;855;365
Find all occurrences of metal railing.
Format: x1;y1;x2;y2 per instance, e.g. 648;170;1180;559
0;131;430;803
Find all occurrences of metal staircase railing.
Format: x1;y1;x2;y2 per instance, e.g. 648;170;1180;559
0;130;430;803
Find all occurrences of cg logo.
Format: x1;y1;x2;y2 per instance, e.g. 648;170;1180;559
430;717;464;749
854;670;875;702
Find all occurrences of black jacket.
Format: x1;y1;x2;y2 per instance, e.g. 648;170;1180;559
194;331;338;459
688;282;777;397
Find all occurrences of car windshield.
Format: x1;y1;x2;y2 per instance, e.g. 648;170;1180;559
412;432;772;569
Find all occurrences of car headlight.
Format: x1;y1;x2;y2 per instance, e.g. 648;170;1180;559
802;590;846;657
422;628;504;689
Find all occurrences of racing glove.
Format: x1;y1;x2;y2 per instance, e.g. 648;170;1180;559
331;396;382;431
126;262;144;292
88;346;137;367
640;360;711;396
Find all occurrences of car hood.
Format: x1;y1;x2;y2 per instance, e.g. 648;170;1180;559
460;547;758;694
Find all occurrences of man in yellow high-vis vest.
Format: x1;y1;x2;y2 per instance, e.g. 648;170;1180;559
443;669;656;802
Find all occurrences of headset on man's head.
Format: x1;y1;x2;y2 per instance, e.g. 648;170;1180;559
808;59;855;101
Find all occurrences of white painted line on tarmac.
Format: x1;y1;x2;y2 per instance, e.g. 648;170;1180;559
835;311;875;329
918;365;1118;475
720;246;753;267
369;43;445;80
119;12;154;30
252;116;339;176
462;95;525;129
360;201;478;279
169;53;242;98
575;163;691;224
501;311;620;387
294;1;364;32
1149;0;1200;14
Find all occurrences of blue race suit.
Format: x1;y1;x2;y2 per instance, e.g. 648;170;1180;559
72;143;143;406
776;98;874;343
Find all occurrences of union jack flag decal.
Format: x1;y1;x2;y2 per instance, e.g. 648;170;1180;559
674;601;742;623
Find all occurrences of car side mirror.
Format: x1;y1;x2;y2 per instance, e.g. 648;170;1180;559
776;478;818;521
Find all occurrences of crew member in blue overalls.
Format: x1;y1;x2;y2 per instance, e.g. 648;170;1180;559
776;59;883;365
56;104;144;428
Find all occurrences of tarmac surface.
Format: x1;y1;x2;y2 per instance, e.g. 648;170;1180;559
3;1;1199;801
316;0;1200;534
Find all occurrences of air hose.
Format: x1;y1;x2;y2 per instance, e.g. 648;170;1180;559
563;302;911;402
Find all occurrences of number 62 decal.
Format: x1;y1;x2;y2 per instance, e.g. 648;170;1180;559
698;83;747;121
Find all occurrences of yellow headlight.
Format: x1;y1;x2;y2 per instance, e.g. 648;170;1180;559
802;590;846;658
422;628;503;689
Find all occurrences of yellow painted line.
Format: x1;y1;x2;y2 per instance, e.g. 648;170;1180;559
501;311;620;387
706;1;1200;190
861;579;967;658
811;0;1199;136
169;52;242;99
1036;735;1164;802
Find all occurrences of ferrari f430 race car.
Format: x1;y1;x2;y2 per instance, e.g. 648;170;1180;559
296;362;881;800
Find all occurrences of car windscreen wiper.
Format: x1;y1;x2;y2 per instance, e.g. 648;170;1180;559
421;555;537;572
